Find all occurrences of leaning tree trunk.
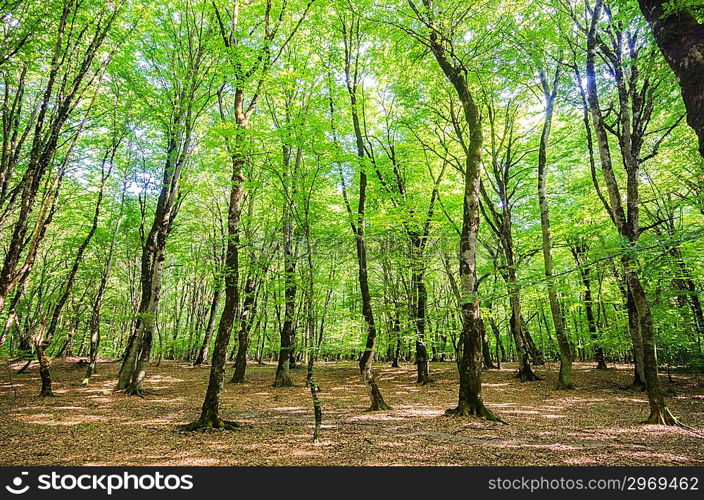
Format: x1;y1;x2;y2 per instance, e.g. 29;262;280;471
37;161;110;396
117;135;184;395
193;279;222;366
340;45;390;410
232;267;267;383
356;229;390;411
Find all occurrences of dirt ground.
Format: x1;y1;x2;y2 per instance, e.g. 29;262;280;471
0;358;702;466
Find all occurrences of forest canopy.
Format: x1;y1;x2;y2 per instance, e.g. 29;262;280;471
0;0;703;451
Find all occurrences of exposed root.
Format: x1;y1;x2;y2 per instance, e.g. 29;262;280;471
178;418;243;432
122;386;155;398
556;381;575;390
39;390;55;397
645;407;681;426
445;404;506;424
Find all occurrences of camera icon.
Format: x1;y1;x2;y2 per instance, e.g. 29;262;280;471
5;472;30;495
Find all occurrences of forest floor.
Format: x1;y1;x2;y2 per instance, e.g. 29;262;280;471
0;358;702;466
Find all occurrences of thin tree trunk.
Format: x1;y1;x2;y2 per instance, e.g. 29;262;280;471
193;279;222;366
537;68;573;389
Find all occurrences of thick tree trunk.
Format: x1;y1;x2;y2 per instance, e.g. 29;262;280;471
417;5;499;419
638;0;704;158
625;266;678;424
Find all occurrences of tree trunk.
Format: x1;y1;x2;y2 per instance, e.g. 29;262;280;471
232;261;269;383
638;0;704;158
183;150;245;430
537;69;573;389
193;280;222;366
412;268;431;383
480;315;495;370
117;133;187;395
586;0;676;424
273;148;298;388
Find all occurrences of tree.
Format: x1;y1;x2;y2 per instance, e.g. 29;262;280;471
183;0;314;430
117;0;215;395
536;64;575;389
406;0;500;419
582;0;679;424
638;0;704;158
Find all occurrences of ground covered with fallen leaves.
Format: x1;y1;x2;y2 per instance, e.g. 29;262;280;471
0;358;702;465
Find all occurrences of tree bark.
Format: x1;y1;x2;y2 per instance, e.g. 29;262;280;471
585;0;677;424
414;0;500;419
537;68;574;389
274;147;300;387
183;150;245;430
638;0;704;158
193;279;222;366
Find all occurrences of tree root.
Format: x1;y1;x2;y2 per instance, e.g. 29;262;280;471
121;386;155;398
367;401;391;411
643;409;704;437
272;377;294;388
516;368;540;382
178;418;244;432
645;407;681;426
445;404;506;424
